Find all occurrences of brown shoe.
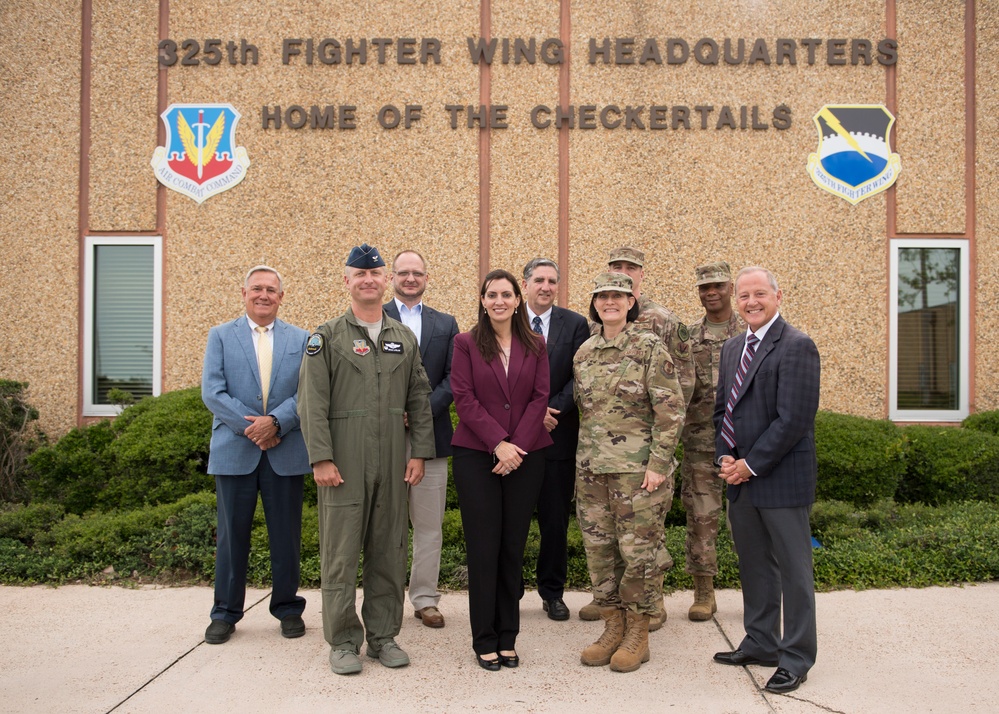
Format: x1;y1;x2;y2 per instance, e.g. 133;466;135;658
414;606;445;628
609;611;650;673
578;598;601;621
580;606;625;666
648;595;667;632
688;575;717;621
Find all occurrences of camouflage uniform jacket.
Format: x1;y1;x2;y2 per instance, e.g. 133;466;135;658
681;312;745;452
574;322;686;476
590;295;694;406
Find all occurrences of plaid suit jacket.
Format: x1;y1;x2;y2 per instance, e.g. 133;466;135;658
713;315;820;508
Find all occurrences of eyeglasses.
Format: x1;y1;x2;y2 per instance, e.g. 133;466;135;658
395;271;426;279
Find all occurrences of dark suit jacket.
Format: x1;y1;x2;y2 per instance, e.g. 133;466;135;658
451;331;554;454
542;306;591;460
713;315;820;508
385;300;459;457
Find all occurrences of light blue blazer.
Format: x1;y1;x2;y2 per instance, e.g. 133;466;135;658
201;316;311;476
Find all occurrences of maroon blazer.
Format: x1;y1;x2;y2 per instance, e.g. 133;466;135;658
451;331;554;454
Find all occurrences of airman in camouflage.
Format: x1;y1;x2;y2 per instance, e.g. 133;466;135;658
579;246;694;627
680;261;745;621
574;272;685;673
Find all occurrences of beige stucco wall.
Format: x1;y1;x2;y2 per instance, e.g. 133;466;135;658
0;0;988;435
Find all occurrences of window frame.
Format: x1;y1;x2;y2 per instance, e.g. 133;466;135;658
888;238;969;422
82;236;163;417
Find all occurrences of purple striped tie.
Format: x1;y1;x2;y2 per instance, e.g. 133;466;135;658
720;333;759;450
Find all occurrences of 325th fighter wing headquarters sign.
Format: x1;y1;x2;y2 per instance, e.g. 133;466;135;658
151;104;251;204
806;104;901;205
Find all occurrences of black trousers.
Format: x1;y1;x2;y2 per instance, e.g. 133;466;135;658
453;446;544;655
534;456;576;600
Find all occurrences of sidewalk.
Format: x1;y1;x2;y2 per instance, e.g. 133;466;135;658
1;584;996;713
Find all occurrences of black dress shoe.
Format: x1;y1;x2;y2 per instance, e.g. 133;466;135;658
280;614;306;639
204;620;235;644
542;597;570;621
476;653;501;671
713;649;779;667
765;667;807;694
499;652;520;668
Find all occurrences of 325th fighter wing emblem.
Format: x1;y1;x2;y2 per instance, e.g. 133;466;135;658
806;104;901;205
151;104;250;204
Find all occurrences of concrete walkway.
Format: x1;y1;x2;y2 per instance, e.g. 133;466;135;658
1;584;996;713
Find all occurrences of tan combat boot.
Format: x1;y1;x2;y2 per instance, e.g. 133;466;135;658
688;575;717;621
578;598;600;621
648;594;667;632
610;611;651;672
580;607;625;666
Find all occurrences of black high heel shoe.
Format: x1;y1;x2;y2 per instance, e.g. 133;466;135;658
499;652;520;668
476;653;501;671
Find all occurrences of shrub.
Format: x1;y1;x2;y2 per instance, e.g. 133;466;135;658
814;411;907;506
899;425;999;505
0;380;44;502
26;420;116;514
962;409;999;436
102;387;213;510
26;388;213;514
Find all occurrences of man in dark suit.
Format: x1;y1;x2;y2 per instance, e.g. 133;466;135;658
522;258;590;620
712;266;820;695
385;250;459;629
201;265;311;644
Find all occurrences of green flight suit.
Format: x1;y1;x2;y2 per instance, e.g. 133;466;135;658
298;307;435;652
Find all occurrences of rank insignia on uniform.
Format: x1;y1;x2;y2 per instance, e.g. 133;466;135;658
806;104;901;205
677;324;690;342
381;341;403;354
306;333;324;356
353;339;371;356
150;103;250;204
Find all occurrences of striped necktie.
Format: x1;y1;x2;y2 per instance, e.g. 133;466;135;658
720;333;759;450
255;326;272;413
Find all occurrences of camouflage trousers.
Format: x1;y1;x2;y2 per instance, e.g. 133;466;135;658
575;469;674;615
680;449;725;576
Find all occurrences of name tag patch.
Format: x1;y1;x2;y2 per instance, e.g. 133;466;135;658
382;340;403;354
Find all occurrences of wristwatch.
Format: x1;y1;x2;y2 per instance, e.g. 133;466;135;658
271;415;280;433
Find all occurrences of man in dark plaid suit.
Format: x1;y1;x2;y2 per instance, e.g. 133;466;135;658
711;266;820;695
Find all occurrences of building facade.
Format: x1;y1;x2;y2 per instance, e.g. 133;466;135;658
1;1;994;434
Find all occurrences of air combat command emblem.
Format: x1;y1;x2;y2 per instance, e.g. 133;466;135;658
151;103;250;204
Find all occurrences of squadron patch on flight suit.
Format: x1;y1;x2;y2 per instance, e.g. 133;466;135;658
353;339;371;356
306;333;325;356
381;340;403;354
677;323;690;342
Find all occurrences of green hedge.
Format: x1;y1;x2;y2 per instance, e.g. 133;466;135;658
898;425;999;505
814;411;907;506
26;388;213;514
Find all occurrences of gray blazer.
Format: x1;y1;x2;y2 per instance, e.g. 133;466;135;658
384;300;459;458
713;316;821;508
201;316;311;476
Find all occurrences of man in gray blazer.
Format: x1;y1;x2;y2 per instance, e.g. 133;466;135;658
385;250;459;628
201;265;311;644
712;266;820;695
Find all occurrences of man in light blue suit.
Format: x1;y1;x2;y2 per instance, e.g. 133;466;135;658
201;265;311;644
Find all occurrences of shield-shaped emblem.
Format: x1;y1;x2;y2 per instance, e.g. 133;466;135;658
806;104;901;205
151;103;250;204
353;340;371;356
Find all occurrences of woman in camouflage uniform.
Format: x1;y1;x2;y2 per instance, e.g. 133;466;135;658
573;272;685;673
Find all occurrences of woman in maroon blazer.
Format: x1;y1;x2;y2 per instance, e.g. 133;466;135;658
451;268;552;671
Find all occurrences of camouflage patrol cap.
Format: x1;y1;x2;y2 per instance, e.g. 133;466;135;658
694;261;733;286
345;243;385;269
591;272;634;294
607;246;645;267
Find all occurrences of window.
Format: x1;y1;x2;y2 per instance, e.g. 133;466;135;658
889;239;969;421
83;237;162;416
